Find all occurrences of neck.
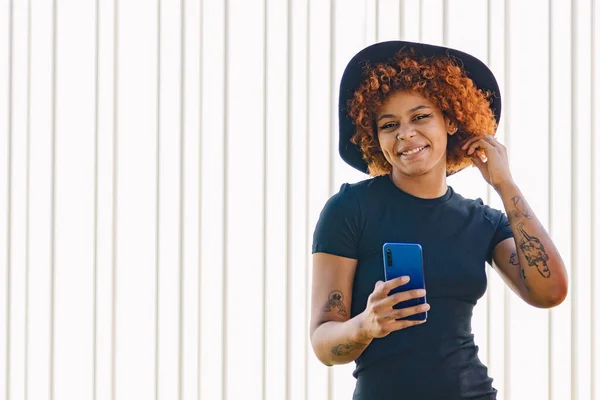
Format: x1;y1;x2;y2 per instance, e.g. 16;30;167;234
389;168;448;199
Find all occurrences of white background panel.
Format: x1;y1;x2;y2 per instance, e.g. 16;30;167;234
549;0;574;399
114;1;158;398
0;1;10;399
1;1;599;400
306;0;334;399
181;1;201;399
7;2;28;400
506;1;551;399
199;0;226;398
263;0;289;400
54;0;96;399
225;0;266;398
572;0;594;398
27;1;55;398
95;1;117;399
157;0;183;398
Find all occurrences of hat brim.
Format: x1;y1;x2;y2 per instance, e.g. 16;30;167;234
338;40;501;175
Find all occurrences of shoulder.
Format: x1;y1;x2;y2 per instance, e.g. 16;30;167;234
448;189;506;227
326;176;384;205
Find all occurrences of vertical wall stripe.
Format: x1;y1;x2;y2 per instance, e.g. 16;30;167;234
110;0;119;398
485;0;492;368
154;1;161;398
399;0;404;39
25;0;32;397
503;0;511;398
197;0;203;398
5;1;13;399
50;0;57;398
93;0;100;399
442;0;448;46
304;1;310;399
547;1;553;398
327;2;335;398
285;1;292;398
261;1;268;398
590;1;596;399
547;2;554;400
222;0;229;397
418;0;422;43
328;0;335;197
375;0;379;42
178;1;185;399
570;0;577;398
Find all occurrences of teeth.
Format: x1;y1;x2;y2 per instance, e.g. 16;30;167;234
401;146;425;156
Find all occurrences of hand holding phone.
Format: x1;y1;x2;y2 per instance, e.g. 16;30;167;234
383;243;428;321
357;275;429;341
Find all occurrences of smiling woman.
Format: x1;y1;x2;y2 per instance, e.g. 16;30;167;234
309;41;568;400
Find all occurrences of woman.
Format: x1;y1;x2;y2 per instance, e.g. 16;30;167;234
309;41;568;399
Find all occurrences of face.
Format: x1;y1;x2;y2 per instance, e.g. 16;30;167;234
376;90;456;178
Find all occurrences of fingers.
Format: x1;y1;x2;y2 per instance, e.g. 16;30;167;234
371;276;410;299
380;288;427;309
389;302;430;321
461;134;500;156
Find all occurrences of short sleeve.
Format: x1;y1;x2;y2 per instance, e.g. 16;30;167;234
483;206;514;265
312;183;361;259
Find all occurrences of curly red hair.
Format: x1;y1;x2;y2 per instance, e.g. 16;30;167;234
347;48;497;176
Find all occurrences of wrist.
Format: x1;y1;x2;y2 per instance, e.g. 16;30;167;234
352;312;373;344
493;179;517;196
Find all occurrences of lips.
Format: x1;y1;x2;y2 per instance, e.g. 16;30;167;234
398;145;429;157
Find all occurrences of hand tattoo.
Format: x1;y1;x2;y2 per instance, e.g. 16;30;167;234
331;340;367;356
516;222;551;278
512;196;533;219
323;290;348;316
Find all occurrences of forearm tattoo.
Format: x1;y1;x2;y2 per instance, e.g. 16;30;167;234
331;339;367;357
516;222;551;278
509;250;530;291
511;196;533;219
323;290;348;316
509;250;519;266
507;209;522;223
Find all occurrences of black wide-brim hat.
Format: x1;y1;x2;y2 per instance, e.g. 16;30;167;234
338;40;501;175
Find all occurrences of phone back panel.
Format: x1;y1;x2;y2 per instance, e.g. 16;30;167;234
382;242;427;321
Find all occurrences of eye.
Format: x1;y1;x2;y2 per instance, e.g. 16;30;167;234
380;122;398;130
413;113;432;121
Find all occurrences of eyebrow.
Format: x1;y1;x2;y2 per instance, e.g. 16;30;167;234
376;105;431;122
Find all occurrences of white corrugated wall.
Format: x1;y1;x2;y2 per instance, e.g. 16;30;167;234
0;0;598;399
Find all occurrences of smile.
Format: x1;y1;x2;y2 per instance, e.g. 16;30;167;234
399;145;429;157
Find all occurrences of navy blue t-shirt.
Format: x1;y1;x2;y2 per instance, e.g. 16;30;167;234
312;175;514;399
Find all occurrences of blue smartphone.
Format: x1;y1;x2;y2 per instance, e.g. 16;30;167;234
382;243;427;321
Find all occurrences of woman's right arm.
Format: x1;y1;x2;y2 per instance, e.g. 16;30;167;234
309;253;429;366
309;253;368;366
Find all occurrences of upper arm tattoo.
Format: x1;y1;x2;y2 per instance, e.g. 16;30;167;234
516;222;551;278
323;290;348;316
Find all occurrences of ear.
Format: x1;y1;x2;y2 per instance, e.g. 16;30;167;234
444;117;458;136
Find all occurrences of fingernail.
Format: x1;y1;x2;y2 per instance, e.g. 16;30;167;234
402;276;410;282
416;289;426;296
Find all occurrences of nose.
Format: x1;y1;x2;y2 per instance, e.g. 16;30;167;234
395;124;417;140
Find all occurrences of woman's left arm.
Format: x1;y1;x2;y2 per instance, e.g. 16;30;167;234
492;181;568;307
462;135;569;308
